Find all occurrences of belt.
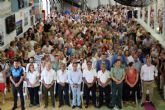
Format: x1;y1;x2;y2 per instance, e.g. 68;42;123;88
143;80;154;82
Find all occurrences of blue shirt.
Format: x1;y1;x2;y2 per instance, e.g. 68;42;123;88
10;67;23;78
111;54;127;66
68;69;82;85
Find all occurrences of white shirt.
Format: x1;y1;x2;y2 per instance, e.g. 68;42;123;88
97;70;110;85
83;68;97;83
42;45;53;53
28;50;36;58
140;64;158;81
41;69;56;84
57;69;68;83
26;71;40;87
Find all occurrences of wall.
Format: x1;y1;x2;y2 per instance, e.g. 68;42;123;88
0;0;37;50
87;0;116;9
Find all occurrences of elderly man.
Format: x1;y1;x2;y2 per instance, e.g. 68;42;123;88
41;62;56;108
57;63;70;107
68;62;82;109
97;63;111;108
140;56;158;107
83;60;97;108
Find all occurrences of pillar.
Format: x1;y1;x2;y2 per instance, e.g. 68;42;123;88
163;0;165;40
147;5;151;26
154;0;158;32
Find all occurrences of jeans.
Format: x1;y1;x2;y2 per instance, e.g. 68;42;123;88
43;84;55;106
28;86;40;105
111;81;123;107
71;84;81;106
58;83;70;105
12;83;25;109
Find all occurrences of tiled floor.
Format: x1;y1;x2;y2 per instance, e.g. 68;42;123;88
0;89;165;110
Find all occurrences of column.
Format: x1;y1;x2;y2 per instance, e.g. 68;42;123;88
154;0;158;32
142;8;145;21
163;0;165;40
147;5;151;26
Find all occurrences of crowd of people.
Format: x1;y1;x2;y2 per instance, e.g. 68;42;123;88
0;5;165;110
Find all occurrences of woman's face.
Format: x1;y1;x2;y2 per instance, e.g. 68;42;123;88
30;65;34;71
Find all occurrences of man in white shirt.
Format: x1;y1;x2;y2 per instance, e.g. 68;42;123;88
140;56;158;107
97;63;111;108
41;62;56;108
83;60;97;108
57;63;70;107
68;62;82;109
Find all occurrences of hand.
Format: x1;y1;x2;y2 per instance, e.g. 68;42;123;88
15;83;20;87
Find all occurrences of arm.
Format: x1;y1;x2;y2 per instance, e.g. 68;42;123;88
78;71;82;85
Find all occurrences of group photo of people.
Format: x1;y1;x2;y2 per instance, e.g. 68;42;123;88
0;4;165;110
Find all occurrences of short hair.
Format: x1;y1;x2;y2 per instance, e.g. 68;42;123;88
115;59;121;64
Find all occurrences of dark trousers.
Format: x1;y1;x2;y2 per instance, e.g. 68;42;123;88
84;83;96;105
123;82;138;102
98;85;110;105
43;84;55;106
111;82;123;107
28;86;40;105
58;83;70;105
12;84;25;109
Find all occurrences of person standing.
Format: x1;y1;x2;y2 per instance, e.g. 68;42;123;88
0;65;6;104
26;63;40;107
41;62;56;108
57;63;70;107
123;62;139;104
83;60;97;108
141;56;158;107
68;62;82;109
10;59;25;110
97;63;111;108
110;59;125;109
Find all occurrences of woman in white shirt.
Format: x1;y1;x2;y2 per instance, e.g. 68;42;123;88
26;63;40;107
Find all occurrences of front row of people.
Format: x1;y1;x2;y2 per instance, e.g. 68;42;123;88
9;57;157;110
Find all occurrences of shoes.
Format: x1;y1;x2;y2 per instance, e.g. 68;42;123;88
11;106;17;110
66;103;70;107
52;105;55;108
35;104;40;107
78;105;82;109
44;105;48;108
150;102;155;107
85;105;88;108
58;104;62;108
141;103;145;107
72;106;76;109
29;104;33;107
118;105;122;109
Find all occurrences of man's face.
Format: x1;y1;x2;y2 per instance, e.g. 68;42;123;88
72;63;78;71
46;64;51;71
14;61;19;68
60;64;65;70
87;62;92;70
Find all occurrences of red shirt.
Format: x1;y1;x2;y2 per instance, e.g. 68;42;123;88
126;68;137;85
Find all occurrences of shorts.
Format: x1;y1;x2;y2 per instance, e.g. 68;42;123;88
0;83;5;92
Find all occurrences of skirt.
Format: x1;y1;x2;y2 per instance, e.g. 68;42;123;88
0;83;5;91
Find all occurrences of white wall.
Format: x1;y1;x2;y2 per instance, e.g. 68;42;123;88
0;1;34;50
87;0;116;9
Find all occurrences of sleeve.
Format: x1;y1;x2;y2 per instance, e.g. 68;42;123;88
78;71;82;85
67;70;73;85
154;66;158;77
140;66;144;80
53;70;57;81
20;68;24;76
93;69;97;77
82;70;85;78
110;68;114;77
26;64;29;73
97;71;100;79
56;71;60;83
